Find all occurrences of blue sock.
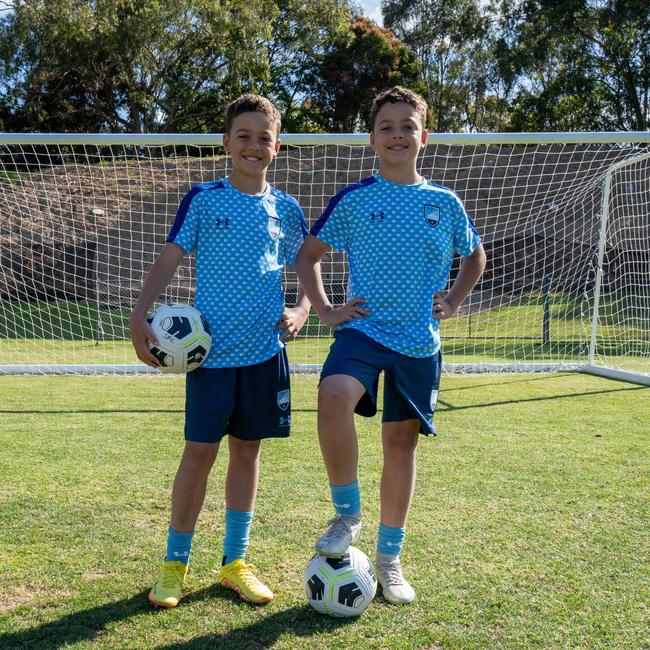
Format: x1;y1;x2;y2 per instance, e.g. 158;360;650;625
165;526;194;565
330;481;361;518
377;522;405;558
222;508;254;565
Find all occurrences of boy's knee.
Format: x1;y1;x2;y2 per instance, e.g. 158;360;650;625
318;377;362;412
383;425;419;454
182;441;219;469
228;437;261;463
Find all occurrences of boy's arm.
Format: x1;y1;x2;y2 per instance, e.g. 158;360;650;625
129;242;185;366
295;235;369;328
433;243;486;320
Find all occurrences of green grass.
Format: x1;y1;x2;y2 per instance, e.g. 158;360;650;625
0;373;648;648
0;301;131;340
0;170;25;182
1;293;648;371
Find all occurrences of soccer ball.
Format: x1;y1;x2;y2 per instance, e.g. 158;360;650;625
146;303;212;373
304;546;377;617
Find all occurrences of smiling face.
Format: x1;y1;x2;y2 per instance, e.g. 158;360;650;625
223;111;280;185
370;101;428;170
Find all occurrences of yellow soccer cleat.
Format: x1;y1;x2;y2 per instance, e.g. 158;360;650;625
218;559;274;605
149;560;188;608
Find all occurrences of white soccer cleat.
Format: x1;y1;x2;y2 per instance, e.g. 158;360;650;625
376;557;416;604
315;515;362;558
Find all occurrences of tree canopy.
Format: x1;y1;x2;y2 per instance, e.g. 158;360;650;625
0;0;647;132
496;0;649;131
304;16;423;131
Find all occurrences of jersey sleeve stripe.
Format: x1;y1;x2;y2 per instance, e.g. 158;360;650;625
167;180;225;242
271;187;309;239
311;176;377;236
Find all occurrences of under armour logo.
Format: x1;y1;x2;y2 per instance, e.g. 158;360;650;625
215;218;231;227
279;415;291;426
370;211;385;221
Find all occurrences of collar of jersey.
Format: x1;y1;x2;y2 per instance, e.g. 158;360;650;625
374;172;427;189
223;176;271;199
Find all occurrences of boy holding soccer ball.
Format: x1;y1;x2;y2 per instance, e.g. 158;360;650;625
130;94;309;608
295;87;486;604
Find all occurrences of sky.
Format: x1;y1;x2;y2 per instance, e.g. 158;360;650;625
358;0;383;26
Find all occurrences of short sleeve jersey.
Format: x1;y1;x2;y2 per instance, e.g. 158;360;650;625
311;172;480;357
168;177;307;367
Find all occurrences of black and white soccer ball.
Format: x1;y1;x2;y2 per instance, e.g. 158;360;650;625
304;546;377;617
146;303;212;373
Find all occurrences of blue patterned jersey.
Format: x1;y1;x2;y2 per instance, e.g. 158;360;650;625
168;177;307;367
311;173;480;357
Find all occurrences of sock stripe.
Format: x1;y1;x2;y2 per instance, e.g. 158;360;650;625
377;522;405;557
330;481;361;517
165;526;194;565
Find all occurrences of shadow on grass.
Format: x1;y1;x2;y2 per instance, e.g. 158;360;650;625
0;589;151;649
0;586;350;650
155;604;354;650
1;375;646;416
441;373;577;393
437;383;647;411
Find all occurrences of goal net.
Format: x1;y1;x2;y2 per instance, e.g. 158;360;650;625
1;132;648;384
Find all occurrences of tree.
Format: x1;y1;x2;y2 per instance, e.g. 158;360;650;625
0;0;358;133
305;16;423;132
262;0;352;132
495;0;650;131
0;0;276;133
382;0;509;132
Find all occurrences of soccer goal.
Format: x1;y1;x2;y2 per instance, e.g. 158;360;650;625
1;132;648;385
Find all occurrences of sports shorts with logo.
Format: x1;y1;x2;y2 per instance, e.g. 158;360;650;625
184;349;291;443
321;328;442;435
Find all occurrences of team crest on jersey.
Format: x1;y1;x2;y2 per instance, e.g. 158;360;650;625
277;389;290;411
268;216;281;240
424;205;440;229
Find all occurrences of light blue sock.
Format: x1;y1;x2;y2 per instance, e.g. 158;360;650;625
165;526;194;565
330;481;361;518
377;522;405;558
222;508;254;565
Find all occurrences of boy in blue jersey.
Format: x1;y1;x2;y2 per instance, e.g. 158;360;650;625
130;94;309;608
295;87;486;604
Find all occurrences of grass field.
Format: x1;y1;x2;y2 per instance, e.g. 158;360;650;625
1;294;649;372
0;372;648;649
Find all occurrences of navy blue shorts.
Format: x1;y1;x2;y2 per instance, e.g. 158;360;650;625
184;349;291;443
321;329;442;435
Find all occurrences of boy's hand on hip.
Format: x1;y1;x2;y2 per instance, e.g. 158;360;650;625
432;292;455;320
129;315;160;367
277;306;309;342
321;297;369;328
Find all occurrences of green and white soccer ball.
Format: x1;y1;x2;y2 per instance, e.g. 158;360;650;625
146;303;212;373
304;546;377;617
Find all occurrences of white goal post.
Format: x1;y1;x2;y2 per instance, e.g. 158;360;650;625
1;131;649;385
